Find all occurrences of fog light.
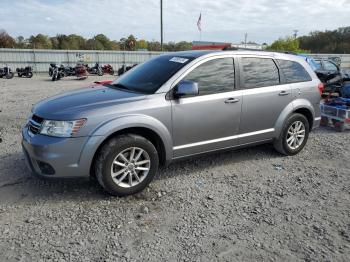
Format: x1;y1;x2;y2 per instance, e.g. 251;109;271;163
37;161;55;175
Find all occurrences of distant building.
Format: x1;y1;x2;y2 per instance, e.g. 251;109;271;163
232;43;263;50
192;41;231;50
192;41;263;50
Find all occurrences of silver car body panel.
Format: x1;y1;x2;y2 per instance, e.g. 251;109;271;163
22;50;322;178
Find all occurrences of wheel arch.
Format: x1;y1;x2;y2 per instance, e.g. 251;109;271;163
85;115;172;177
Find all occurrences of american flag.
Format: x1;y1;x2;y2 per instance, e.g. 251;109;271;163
197;13;202;32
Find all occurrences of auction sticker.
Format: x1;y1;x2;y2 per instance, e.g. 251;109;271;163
169;57;189;63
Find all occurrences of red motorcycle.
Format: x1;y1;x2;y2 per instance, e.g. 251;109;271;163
102;64;114;75
75;63;88;79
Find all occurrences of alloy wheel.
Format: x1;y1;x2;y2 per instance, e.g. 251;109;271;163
110;147;151;188
286;121;306;150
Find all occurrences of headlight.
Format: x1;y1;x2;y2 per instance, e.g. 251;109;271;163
40;119;86;137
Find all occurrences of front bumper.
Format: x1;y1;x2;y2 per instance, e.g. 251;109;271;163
22;127;92;178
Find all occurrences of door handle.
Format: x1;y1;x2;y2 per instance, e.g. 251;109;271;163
279;91;290;96
225;98;240;103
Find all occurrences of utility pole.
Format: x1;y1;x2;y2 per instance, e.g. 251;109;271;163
160;0;163;51
244;33;247;48
293;30;298;39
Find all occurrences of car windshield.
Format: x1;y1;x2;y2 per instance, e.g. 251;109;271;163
299;55;320;71
110;55;194;94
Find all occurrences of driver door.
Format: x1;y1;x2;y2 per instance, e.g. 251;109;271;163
171;57;242;158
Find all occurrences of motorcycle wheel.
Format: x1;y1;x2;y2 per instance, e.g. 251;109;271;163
52;71;57;81
27;72;33;78
110;69;114;75
98;69;103;76
6;72;14;79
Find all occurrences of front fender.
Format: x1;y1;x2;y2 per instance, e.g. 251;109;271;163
274;99;315;138
78;114;173;175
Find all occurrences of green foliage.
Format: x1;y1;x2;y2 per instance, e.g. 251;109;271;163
299;27;350;53
0;30;192;51
266;37;308;53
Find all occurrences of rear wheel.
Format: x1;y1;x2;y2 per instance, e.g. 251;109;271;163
26;72;33;78
95;134;159;196
274;113;310;155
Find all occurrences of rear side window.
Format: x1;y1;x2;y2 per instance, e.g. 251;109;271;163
277;59;312;83
323;61;338;71
183;58;235;96
241;58;280;89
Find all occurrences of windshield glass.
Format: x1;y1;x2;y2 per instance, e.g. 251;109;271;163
110;55;194;94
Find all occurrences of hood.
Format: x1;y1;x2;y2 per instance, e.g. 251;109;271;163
33;84;146;120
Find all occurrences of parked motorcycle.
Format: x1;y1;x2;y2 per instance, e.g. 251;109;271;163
63;66;76;76
0;66;14;79
75;63;88;79
86;63;103;76
102;64;114;75
16;66;33;78
49;63;65;81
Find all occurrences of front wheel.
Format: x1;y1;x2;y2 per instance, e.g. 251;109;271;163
95;134;159;196
274;113;310;155
26;72;33;78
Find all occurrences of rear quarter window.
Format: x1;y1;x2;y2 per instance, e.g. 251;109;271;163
277;59;312;83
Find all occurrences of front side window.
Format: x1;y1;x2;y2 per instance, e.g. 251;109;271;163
277;59;312;83
182;58;235;96
241;58;280;89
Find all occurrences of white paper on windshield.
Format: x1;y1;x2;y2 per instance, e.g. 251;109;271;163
169;57;189;64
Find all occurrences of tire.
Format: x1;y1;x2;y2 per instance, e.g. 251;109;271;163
274;113;310;155
6;72;14;79
52;71;57;81
26;72;33;78
97;69;103;76
110;69;114;75
95;134;159;196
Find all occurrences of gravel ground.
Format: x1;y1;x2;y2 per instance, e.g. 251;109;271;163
0;75;349;262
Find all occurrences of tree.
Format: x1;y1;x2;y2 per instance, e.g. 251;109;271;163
15;36;27;48
94;34;112;50
136;39;148;50
0;30;16;48
266;37;308;53
28;34;52;49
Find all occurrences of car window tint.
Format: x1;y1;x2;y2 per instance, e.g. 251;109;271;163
183;58;234;96
277;59;312;83
241;58;280;88
323;61;338;71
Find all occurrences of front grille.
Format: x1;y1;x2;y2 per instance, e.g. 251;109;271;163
28;115;43;135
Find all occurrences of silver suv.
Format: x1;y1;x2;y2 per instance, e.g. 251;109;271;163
22;51;322;196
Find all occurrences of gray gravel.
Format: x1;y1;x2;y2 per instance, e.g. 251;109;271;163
0;75;349;261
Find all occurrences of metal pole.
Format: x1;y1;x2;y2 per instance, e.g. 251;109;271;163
160;0;163;51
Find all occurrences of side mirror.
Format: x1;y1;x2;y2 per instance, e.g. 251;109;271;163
174;80;199;98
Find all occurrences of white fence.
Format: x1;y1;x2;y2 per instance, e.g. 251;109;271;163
0;48;349;72
0;48;164;73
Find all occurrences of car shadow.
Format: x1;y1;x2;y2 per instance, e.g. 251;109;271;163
0;144;281;204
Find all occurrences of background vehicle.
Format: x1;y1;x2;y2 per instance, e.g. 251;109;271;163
75;63;88;79
102;64;114;75
0;66;14;79
86;63;103;76
300;55;350;96
49;64;65;81
22;51;321;196
16;66;33;78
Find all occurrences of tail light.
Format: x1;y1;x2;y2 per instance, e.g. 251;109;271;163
318;82;324;95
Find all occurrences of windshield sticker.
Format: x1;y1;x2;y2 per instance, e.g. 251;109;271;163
169;57;189;64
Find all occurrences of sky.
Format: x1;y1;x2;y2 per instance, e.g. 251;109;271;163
0;0;349;44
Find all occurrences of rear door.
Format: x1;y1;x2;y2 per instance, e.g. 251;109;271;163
238;56;292;144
